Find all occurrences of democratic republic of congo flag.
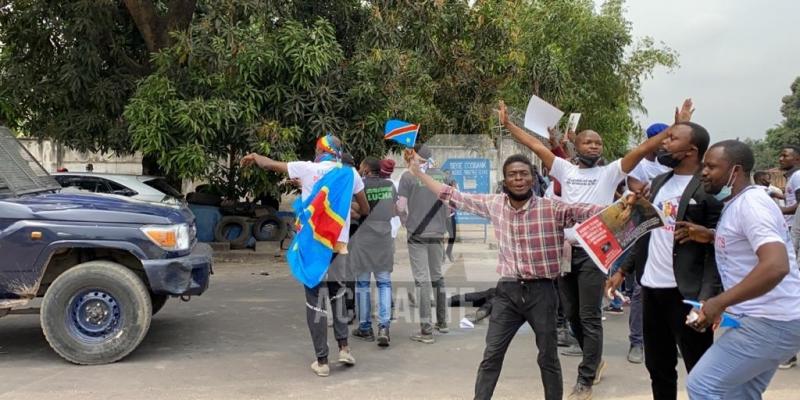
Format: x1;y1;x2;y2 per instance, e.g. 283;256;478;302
286;164;354;288
384;119;419;148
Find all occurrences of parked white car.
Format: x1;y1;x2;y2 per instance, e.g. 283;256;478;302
54;173;183;204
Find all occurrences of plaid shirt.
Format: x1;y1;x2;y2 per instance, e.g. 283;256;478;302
440;186;602;279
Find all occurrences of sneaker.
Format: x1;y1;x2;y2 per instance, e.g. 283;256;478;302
377;327;390;347
627;345;644;364
311;361;330;377
593;360;607;385
561;344;583;357
603;305;624;315
338;348;356;366
435;322;449;334
351;327;375;342
410;332;435;344
780;355;797;369
558;328;578;347
567;382;592;400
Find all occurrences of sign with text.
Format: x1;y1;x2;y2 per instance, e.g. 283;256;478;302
442;158;490;225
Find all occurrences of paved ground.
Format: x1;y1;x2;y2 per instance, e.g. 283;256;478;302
1;240;799;399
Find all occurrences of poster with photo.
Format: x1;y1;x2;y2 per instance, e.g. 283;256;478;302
574;193;666;274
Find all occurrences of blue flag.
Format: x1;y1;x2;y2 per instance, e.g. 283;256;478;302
384;119;419;148
683;300;741;328
286;165;354;288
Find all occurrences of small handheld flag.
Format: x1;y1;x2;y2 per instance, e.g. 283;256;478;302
683;300;741;329
384;119;419;148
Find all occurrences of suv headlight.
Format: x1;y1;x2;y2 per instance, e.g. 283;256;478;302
141;224;191;251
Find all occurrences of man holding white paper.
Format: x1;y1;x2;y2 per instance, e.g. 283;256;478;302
498;99;672;400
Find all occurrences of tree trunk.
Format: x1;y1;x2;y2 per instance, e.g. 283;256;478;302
123;0;197;53
123;0;197;181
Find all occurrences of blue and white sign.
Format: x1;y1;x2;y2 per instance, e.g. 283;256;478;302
442;158;490;225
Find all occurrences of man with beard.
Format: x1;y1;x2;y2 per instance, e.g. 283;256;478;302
499;99;687;400
607;122;723;400
408;150;604;400
679;140;800;399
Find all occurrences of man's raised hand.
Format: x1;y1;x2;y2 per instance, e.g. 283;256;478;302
675;98;695;123
240;153;261;167
497;100;509;126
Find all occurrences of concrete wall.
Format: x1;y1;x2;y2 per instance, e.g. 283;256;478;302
19;139;143;175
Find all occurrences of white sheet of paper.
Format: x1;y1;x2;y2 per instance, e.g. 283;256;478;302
523;95;564;138
567;113;581;133
460;318;474;329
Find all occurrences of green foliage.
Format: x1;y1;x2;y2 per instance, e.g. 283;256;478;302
3;0;679;198
125;5;338;199
753;77;800;171
498;0;678;157
0;0;150;153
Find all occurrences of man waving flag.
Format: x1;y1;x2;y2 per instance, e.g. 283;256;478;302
287;163;354;287
241;134;369;378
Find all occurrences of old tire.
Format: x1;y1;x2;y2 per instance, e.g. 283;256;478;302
41;261;152;365
151;293;168;316
253;215;287;242
214;216;252;250
186;191;222;207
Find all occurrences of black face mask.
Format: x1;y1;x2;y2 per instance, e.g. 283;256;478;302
576;153;601;168
503;185;534;202
656;148;691;168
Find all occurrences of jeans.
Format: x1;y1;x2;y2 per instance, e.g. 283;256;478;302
608;250;643;346
475;278;562;400
408;237;446;333
559;247;606;386
642;287;713;400
687;316;800;399
356;271;392;330
628;281;643;346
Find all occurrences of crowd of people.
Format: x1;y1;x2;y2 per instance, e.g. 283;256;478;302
241;98;800;400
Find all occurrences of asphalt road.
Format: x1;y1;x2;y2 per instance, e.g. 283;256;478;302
1;247;799;399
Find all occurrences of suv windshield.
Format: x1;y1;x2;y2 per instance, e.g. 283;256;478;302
0;127;61;197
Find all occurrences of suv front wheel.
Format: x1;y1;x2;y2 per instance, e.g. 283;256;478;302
41;260;152;365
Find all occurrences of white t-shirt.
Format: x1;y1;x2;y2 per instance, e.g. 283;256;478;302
390;179;401;238
641;174;693;288
784;170;800;226
550;157;627;206
715;187;800;321
287;161;365;243
628;158;670;185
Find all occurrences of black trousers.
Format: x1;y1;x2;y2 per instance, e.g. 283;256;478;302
642;286;714;400
474;279;562;400
446;213;457;257
559;247;606;386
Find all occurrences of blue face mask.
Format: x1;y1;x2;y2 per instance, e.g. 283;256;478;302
714;166;739;201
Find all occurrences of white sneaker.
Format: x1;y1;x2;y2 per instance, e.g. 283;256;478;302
311;361;330;377
338;348;356;366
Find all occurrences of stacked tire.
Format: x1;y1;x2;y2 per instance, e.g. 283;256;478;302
213;215;288;249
